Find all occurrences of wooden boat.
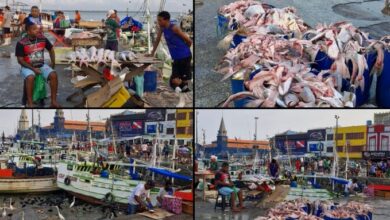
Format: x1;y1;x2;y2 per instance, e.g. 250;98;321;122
0;159;58;193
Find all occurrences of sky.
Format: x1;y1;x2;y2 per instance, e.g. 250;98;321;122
5;0;192;12
0;109;144;136
196;110;386;144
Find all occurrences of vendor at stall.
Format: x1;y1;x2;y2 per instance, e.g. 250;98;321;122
344;178;359;196
128;180;155;215
148;11;192;93
215;162;245;212
15;23;60;108
156;180;175;207
105;9;121;52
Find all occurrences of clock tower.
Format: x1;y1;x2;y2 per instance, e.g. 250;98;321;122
217;117;228;151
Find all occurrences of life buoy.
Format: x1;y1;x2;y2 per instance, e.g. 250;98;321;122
104;192;114;203
64;177;71;185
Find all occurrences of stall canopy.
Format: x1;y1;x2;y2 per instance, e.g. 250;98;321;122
148;167;192;181
120;16;143;31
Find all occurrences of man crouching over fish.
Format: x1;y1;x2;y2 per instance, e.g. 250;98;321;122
148;11;192;92
15;22;60;107
215;162;245;212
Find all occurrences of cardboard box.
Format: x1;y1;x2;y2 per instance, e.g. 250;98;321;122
182;201;193;215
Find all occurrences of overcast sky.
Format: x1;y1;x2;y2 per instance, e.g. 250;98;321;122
196;110;385;144
0;109;144;136
5;0;192;12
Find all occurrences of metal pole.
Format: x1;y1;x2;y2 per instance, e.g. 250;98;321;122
333;115;339;177
146;0;151;53
254;117;258;141
196;111;199;144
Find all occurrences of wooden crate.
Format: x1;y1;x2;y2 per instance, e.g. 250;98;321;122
374;190;390;198
182;201;193;215
54;47;74;64
71;38;102;48
78;20;104;29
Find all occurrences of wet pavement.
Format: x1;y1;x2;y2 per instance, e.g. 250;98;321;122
195;0;390;107
0;191;192;220
0;34;193;108
195;190;390;220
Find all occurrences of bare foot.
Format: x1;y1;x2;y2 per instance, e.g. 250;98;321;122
231;207;241;212
239;205;246;209
50;101;61;108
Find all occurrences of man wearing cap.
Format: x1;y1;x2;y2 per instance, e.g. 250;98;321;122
105;9;121;52
128;180;155;215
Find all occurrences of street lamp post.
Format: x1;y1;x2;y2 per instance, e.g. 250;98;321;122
254;117;259;141
333;115;340;177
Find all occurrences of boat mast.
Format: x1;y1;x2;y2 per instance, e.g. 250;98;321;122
146;0;151;53
87;110;93;154
333;115;340;177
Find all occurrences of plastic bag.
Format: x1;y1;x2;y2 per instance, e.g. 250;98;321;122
133;75;144;97
32;74;47;102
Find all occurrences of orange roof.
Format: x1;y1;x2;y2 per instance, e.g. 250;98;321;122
227;139;268;145
64;120;106;131
205;139;270;150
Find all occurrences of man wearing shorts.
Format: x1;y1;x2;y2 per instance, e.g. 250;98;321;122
1;6;12;46
15;23;60;107
148;11;192;92
214;162;245;212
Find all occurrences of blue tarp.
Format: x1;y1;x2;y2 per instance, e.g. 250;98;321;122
120;16;143;30
148;167;192;181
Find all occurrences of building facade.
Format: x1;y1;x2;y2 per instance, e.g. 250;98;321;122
176;109;193;145
204;117;270;158
144;109;177;145
17;110;106;142
374;112;390;125
366;124;390;151
335;125;366;159
274;131;307;155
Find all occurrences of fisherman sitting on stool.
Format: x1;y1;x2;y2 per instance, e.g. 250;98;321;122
127;180;155;215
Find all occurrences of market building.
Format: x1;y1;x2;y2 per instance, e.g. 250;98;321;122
39;110;106;141
374;112;390;125
204;117;270;159
335;125;367;159
144;109;177;145
366;124;390;151
17;110;106;142
176;109;193;146
274;131;307;155
307;128;334;157
108;110;146;139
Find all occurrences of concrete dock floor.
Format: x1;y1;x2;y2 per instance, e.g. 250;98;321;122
0;34;193;108
195;0;390;107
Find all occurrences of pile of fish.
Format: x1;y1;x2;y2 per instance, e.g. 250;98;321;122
254;199;322;220
215;1;390;108
216;34;356;107
66;46;138;69
218;0;307;38
304;21;387;92
323;202;373;220
255;200;372;220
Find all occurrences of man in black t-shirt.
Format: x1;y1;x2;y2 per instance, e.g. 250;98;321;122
15;23;60;107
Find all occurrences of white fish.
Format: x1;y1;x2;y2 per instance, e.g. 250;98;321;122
127;51;137;61
67;52;77;63
108;51;121;69
103;49;111;62
97;48;106;65
120;53;128;61
88;46;98;62
78;48;90;67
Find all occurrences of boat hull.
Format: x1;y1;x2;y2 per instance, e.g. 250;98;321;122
0;176;59;193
